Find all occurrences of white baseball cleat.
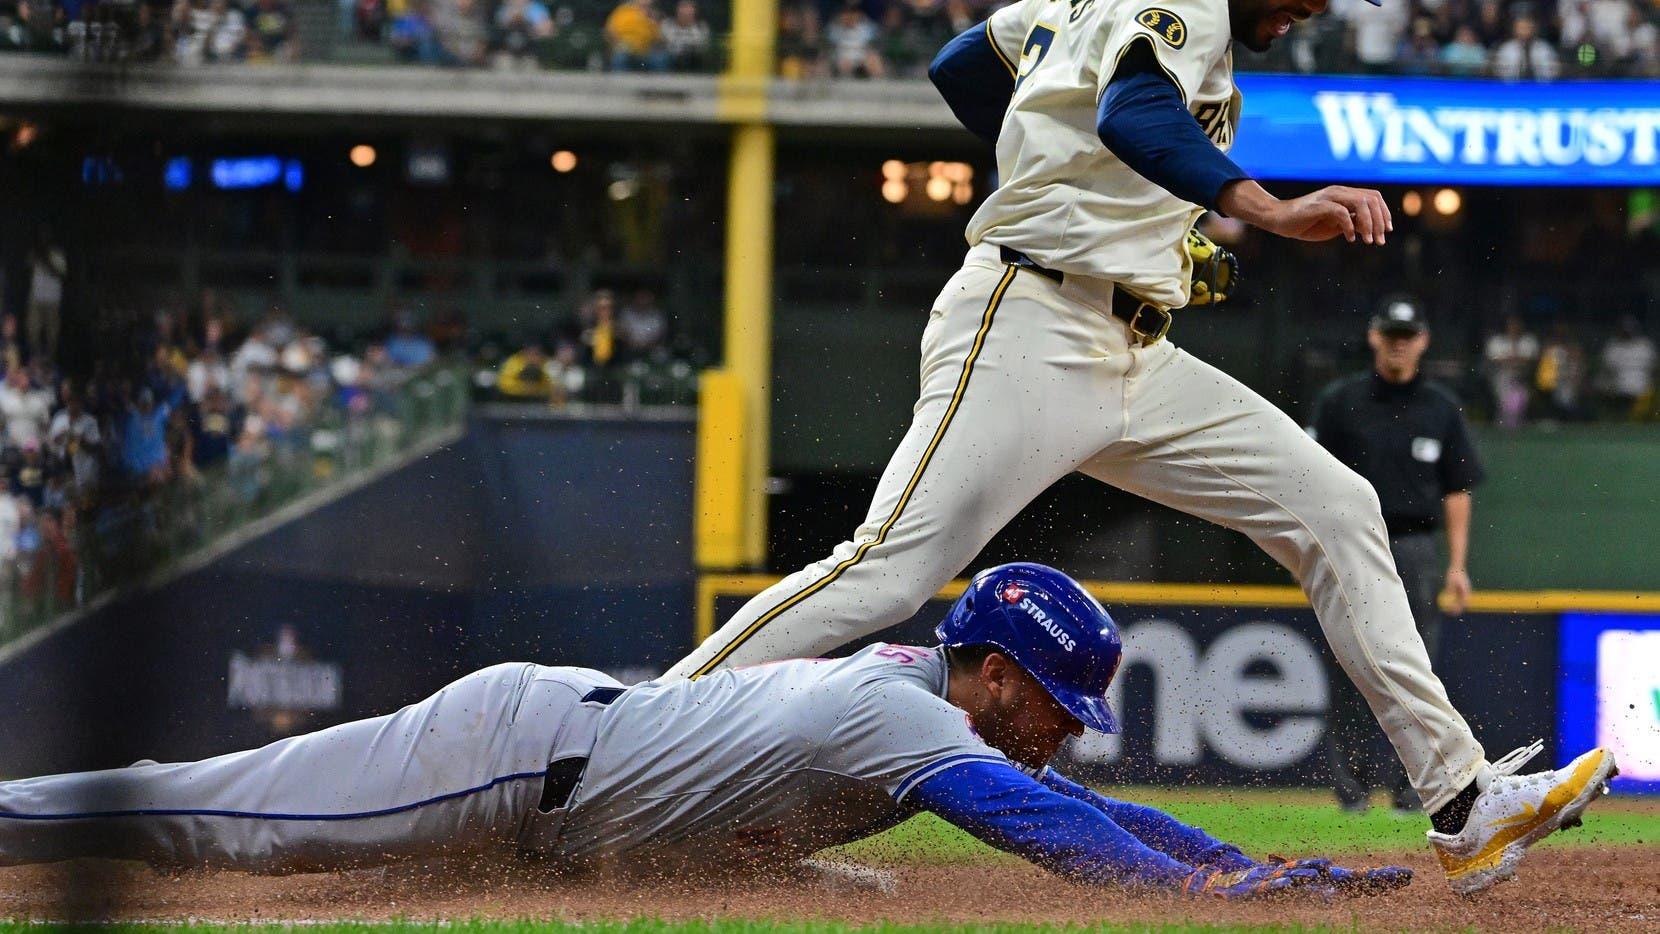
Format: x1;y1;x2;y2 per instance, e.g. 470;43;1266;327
1427;741;1618;896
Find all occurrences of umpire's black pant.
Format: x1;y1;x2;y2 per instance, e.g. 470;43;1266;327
1326;530;1443;810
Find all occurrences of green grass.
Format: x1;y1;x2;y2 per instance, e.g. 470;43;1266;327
0;924;1365;934
838;786;1660;863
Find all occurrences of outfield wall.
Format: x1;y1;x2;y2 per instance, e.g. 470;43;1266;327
703;579;1658;794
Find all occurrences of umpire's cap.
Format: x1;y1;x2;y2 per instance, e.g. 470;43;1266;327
1371;296;1427;335
936;563;1123;733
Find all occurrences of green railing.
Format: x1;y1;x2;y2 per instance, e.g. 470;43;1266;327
0;367;468;646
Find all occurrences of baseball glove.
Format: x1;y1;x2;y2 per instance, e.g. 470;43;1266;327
1260;856;1414;896
1186;226;1241;306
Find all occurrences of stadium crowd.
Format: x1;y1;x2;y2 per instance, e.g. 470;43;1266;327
6;0;1657;77
1481;314;1657;425
0;268;443;619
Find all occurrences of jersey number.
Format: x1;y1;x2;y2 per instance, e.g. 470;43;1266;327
1013;24;1057;92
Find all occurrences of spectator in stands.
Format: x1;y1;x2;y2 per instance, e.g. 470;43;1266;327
1439;24;1488;75
247;0;298;62
878;5;932;77
826;1;883;78
46;390;100;502
172;0;212;64
385;311;437;368
617;288;667;359
493;0;555;69
581;289;618;367
0;478;18;563
26;241;63;363
660;0;710;72
120;388;173;486
2;0;66;54
0;315;25;374
777;1;823;78
11;441;45;507
1396;17;1442;73
606;0;667;71
1491;14;1560;80
1535;323;1589;422
187;345;231;403
0;367;52;453
496;344;554;399
1337;0;1409;73
1596;316;1656;420
1483;316;1539;427
434;0;488;66
128;2;168;61
26;506;76;608
208;0;250;62
389;0;445;64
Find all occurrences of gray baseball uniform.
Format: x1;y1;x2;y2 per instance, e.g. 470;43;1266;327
0;645;1002;873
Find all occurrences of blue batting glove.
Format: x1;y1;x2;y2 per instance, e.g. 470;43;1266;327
1182;864;1327;899
1263;856;1413;895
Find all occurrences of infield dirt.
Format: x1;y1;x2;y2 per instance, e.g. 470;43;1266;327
1;847;1655;933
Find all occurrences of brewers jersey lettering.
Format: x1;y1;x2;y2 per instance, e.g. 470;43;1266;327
970;0;1241;306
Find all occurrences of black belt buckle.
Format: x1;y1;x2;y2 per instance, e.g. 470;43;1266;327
1125;301;1172;345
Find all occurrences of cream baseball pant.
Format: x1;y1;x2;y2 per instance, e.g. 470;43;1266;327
669;243;1487;812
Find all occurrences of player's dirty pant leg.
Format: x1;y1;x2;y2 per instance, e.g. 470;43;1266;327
1081;343;1486;813
668;264;1128;679
0;664;612;872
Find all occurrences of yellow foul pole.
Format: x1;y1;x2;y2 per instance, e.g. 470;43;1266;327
696;0;776;568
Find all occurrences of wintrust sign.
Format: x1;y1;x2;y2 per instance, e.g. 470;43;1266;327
1232;75;1660;186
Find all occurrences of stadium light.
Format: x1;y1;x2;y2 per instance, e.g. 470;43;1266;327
1433;188;1462;216
925;176;952;202
349;145;376;168
551;150;577;173
881;160;906;181
881;179;908;203
1402;191;1422;217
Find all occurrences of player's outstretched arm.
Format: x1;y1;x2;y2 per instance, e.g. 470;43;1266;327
1217;179;1392;246
905;759;1324;897
1033;767;1413;895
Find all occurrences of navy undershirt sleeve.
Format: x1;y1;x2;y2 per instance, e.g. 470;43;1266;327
907;759;1195;888
1096;39;1249;212
928;22;1016;145
1037;768;1254;871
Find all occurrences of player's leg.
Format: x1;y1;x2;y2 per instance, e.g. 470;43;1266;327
1084;342;1619;892
1079;342;1485;813
1380;531;1444;811
666;263;1127;678
0;663;612;872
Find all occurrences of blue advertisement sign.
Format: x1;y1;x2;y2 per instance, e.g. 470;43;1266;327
1558;612;1660;794
1232;74;1660;186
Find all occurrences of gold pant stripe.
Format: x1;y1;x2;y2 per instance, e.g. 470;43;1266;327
692;265;1019;677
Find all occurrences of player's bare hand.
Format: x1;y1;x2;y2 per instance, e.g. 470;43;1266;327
1443;568;1472;615
1218;181;1393;245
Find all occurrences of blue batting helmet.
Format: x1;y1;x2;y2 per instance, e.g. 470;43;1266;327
935;562;1123;734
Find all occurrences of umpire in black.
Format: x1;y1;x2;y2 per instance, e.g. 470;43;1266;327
1307;297;1484;813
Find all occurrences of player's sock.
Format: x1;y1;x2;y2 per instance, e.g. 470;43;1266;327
1428;780;1480;834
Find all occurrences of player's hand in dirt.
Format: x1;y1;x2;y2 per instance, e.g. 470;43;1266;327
1260;856;1414;895
1181;863;1327;899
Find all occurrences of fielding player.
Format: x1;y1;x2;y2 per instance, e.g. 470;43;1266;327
1;565;1408;899
666;0;1618;895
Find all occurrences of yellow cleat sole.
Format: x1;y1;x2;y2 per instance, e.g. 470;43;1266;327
1439;749;1618;896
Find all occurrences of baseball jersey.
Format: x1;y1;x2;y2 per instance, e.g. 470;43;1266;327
549;643;1005;871
967;0;1241;307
